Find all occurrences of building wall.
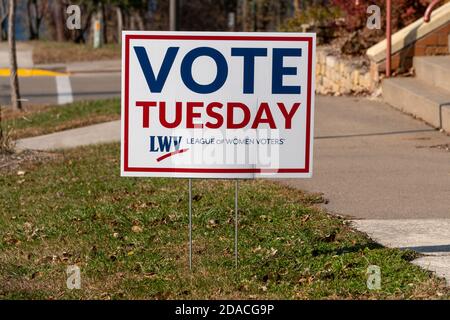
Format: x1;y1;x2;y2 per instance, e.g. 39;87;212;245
376;21;450;73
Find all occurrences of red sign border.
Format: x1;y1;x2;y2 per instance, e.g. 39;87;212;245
123;34;313;174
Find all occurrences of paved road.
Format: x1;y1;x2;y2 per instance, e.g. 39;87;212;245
0;72;121;106
0;43;121;106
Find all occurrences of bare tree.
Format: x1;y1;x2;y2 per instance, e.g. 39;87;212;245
115;6;123;43
241;0;248;31
53;0;64;41
293;0;300;15
8;0;21;110
0;0;8;41
70;3;94;43
101;2;107;44
27;0;47;40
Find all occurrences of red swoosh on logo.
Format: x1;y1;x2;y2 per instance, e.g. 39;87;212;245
156;148;190;162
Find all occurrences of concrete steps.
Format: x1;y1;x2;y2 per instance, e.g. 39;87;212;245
414;56;450;92
383;56;450;133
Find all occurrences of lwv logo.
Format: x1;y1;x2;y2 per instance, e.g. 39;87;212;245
150;136;188;162
150;136;182;152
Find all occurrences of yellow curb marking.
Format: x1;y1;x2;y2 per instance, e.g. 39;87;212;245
0;68;68;77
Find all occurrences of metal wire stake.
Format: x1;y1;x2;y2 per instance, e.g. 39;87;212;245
189;178;192;271
234;180;239;268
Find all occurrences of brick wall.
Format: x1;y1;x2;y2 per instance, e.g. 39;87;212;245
376;21;450;73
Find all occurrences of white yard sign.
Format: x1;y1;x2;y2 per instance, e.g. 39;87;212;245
121;31;316;178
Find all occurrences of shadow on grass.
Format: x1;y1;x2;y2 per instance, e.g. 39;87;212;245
312;241;384;257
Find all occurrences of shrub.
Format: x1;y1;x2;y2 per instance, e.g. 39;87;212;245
332;0;430;33
280;5;342;44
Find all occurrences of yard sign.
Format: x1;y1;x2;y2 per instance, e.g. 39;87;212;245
121;31;316;179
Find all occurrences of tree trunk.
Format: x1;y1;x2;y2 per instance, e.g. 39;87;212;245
116;6;122;44
53;0;64;41
27;0;37;40
169;0;176;31
31;0;44;40
73;6;93;43
293;0;300;15
129;14;136;30
101;2;107;44
0;0;8;41
135;11;144;31
8;0;21;110
252;0;257;31
242;0;247;31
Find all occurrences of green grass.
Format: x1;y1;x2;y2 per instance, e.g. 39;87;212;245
2;99;120;139
0;143;447;299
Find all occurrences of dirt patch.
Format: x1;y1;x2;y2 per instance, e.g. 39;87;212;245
1;105;51;121
430;144;450;152
31;41;120;64
417;143;450;152
0;150;61;174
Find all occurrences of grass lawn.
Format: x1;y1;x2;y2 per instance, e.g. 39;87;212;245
0;143;448;299
2;99;120;139
31;41;120;64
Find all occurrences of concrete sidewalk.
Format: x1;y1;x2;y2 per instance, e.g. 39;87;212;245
284;96;450;219
16;121;120;151
66;60;121;74
352;220;450;285
282;95;450;285
16;95;450;285
33;59;121;74
0;42;33;68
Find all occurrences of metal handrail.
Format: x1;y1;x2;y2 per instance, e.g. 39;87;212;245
386;0;443;77
386;0;392;77
424;0;443;23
